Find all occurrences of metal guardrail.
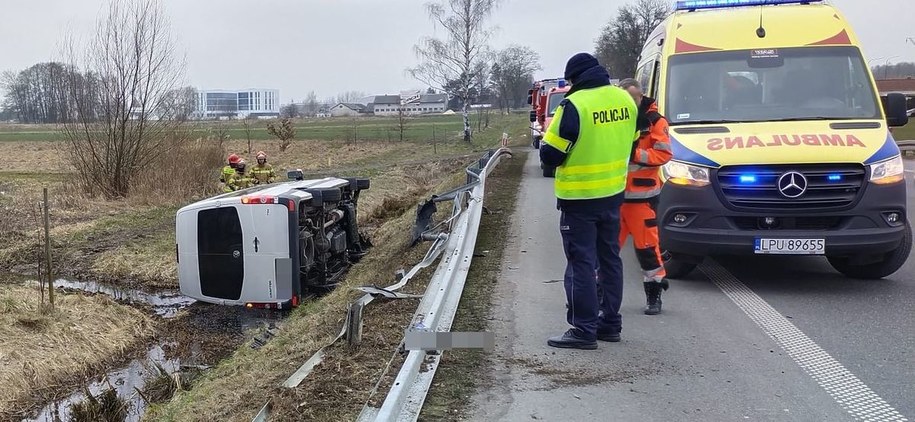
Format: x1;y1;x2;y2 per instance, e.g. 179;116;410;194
252;142;512;422
358;146;512;422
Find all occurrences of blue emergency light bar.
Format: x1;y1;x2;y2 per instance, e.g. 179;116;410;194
675;0;822;11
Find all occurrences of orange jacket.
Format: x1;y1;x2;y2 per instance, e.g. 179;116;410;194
626;98;672;201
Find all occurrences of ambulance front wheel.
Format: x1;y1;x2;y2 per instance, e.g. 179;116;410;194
827;222;912;280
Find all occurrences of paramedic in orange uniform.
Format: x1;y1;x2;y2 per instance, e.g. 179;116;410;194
618;79;673;315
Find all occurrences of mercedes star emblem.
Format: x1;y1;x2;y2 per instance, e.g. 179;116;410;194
232;250;241;259
777;171;808;198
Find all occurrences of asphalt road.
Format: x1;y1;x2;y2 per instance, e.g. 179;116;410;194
470;151;914;421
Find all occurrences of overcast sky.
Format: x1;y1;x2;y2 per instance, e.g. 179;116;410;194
1;0;913;103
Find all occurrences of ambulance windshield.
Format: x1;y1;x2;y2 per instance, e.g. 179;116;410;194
665;46;880;125
547;92;566;117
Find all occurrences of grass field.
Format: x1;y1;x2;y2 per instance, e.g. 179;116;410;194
894;122;915;140
0;113;508;143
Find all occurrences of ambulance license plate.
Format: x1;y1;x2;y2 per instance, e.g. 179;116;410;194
754;238;825;255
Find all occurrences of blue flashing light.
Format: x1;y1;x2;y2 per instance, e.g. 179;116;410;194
674;0;822;11
558;79;568;88
828;174;843;182
739;174;757;184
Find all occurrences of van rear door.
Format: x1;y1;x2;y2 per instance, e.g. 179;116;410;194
235;203;291;303
195;206;246;301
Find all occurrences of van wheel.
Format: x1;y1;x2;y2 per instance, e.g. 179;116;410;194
542;166;555;178
664;253;702;279
827;222;912;279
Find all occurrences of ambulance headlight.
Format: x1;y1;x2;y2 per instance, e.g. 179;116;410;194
869;155;905;185
663;160;711;187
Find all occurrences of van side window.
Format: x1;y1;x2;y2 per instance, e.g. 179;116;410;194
637;64;652;92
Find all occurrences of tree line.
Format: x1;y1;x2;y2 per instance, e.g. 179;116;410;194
1;61;196;124
871;62;915;79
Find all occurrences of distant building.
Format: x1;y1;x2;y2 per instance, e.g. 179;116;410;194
372;93;448;116
330;103;366;117
194;89;280;119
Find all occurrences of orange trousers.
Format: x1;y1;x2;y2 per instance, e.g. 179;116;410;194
619;202;667;281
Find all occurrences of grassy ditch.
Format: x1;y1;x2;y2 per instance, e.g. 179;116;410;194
146;125;529;422
146;168;467;422
0;284;156;418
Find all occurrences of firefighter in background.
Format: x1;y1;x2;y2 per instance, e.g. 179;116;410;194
250;151;277;185
617;79;673;315
228;159;254;191
221;153;240;192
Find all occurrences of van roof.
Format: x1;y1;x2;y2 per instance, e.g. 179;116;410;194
178;177;351;213
665;3;859;55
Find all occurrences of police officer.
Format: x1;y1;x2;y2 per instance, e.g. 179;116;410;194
541;53;638;350
250;151;277;185
618;79;673;315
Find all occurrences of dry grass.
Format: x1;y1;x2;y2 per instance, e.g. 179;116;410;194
0;140;68;173
0;284;157;419
130;135;227;205
70;388;129;422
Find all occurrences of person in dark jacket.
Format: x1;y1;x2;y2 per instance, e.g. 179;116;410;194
541;53;639;350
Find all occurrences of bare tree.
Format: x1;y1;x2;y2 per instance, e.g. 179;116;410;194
335;90;366;104
595;0;669;78
267;118;295;152
241;115;257;153
491;45;541;113
1;62;86;124
410;0;501;143
392;106;410;142
60;0;185;198
303;90;319;117
280;103;299;118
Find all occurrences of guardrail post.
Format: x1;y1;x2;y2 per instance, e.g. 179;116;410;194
347;301;364;347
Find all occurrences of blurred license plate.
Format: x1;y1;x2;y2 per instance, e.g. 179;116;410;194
755;238;825;255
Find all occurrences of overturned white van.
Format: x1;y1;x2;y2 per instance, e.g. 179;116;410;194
176;177;370;308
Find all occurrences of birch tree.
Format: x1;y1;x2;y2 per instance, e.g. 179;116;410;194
410;0;500;143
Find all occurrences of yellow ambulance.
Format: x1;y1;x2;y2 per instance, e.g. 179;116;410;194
637;0;912;278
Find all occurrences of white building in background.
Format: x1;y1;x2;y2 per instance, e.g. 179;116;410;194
194;88;280;119
371;93;448;116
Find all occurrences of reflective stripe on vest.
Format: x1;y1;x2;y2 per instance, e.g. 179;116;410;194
545;85;637;200
625;188;662;200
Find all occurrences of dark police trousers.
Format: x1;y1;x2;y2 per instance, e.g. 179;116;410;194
560;206;624;340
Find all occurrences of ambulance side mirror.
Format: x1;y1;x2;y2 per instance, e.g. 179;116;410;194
529;110;537;122
885;93;909;127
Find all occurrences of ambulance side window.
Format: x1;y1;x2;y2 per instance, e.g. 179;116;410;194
650;59;661;98
637;64;652;93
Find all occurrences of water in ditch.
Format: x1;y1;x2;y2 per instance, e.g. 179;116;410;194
19;278;288;422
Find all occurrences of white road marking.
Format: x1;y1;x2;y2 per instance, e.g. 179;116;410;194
700;260;909;422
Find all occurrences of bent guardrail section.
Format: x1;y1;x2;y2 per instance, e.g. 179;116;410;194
359;146;512;422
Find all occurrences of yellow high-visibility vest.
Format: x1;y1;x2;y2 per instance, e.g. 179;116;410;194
543;85;638;200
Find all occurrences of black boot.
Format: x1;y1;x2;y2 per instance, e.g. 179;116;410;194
644;281;668;315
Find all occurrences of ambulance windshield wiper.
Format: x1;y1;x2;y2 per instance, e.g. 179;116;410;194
670;119;741;126
769;117;853;122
